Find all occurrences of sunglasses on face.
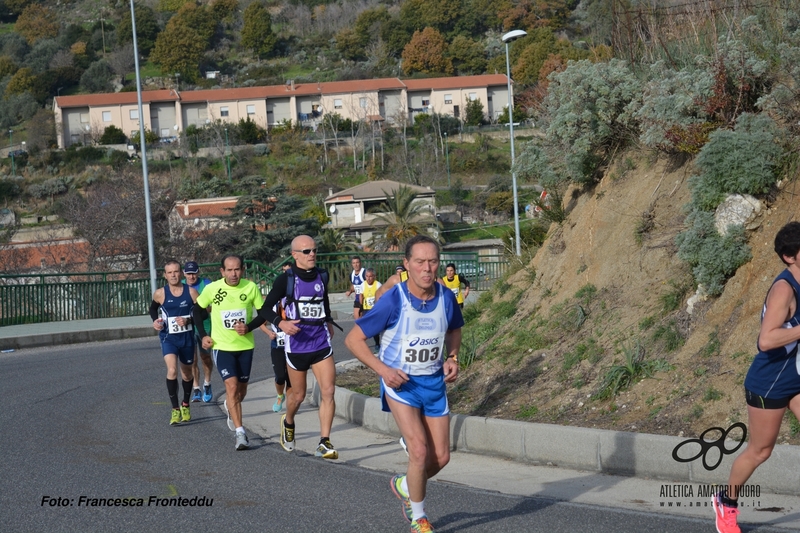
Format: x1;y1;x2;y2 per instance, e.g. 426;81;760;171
294;248;317;255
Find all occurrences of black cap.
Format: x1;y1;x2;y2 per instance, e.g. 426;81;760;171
183;261;199;274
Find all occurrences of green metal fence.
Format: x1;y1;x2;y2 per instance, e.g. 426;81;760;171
314;251;507;292
0;260;279;327
0;254;508;326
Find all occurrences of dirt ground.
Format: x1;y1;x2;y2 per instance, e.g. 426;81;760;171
338;152;800;445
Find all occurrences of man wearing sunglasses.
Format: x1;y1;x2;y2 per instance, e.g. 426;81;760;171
258;235;339;459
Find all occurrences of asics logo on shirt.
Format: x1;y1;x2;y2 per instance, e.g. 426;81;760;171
409;337;439;347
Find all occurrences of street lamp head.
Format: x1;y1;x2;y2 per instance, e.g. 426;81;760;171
501;29;527;43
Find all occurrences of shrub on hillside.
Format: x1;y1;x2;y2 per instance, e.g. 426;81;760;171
675;210;751;296
688;113;784;210
635;61;716;153
99;125;127;145
542;59;640;183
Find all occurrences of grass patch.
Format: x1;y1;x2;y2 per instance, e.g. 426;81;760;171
516;405;539;419
595;339;660;399
652;319;685;351
701;329;721;358
660;278;692;314
639;315;656;330
789;413;800;437
351;383;380;397
703;387;722;402
574;283;597;304
492;299;517;320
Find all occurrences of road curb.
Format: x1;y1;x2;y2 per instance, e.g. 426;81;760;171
307;361;800;496
0;326;156;351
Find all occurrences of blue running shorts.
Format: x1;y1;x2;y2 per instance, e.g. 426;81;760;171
381;369;449;417
213;349;254;383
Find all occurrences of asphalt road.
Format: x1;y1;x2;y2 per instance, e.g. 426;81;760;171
0;334;778;533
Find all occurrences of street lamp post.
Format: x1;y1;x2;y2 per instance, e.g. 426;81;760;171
444;132;450;187
8;129;14;177
130;0;158;294
502;29;527;257
224;127;231;183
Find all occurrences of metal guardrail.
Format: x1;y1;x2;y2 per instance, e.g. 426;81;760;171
314;252;507;292
0;254;507;326
0;260;279;327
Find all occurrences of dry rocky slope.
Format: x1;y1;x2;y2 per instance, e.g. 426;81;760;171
340;151;800;445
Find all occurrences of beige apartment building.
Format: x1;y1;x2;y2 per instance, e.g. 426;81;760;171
53;74;511;148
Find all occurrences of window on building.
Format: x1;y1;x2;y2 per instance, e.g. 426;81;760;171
422;99;430;106
469;92;477;101
444;94;452;104
129;109;139;120
359;97;367;108
80;113;89;123
102;111;111;122
334;99;342;109
246;105;255;115
220;106;229;117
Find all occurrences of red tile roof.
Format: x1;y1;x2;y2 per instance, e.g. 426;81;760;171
55;90;178;108
54;75;510;108
403;74;508;91
173;198;239;220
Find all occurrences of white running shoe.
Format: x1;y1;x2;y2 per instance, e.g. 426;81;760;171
223;399;235;431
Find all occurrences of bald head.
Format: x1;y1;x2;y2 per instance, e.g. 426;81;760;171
290;234;317;269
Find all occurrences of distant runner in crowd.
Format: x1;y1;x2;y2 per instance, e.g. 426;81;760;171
345;256;366;319
438;263;470;309
182;261;215;403
360;267;382;351
150;260;199;426
259;262;293;413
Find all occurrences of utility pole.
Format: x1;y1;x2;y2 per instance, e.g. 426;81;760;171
8;129;14;176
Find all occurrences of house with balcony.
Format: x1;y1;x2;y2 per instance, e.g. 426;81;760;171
53;75;510;149
324;180;437;247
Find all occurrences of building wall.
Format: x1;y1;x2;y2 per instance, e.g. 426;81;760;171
55;77;509;148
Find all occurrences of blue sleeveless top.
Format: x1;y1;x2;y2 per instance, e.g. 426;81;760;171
159;284;194;341
743;269;800;399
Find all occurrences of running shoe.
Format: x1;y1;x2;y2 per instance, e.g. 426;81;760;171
272;393;285;413
202;384;213;403
399;436;409;456
279;414;294;452
170;409;181;426
180;403;191;422
390;475;412;523
191;388;202;403
712;492;741;533
315;438;338;459
235;431;249;451
410;517;434;533
223;399;235;431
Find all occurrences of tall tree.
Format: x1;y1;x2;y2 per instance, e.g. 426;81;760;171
401;27;452;75
14;4;59;45
221;181;319;264
241;1;277;59
150;23;205;82
116;3;160;57
447;35;487;75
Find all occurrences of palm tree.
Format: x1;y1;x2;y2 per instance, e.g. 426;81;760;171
369;185;441;251
317;227;359;257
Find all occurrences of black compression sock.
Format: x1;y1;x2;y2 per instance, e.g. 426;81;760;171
181;379;193;405
167;378;179;409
